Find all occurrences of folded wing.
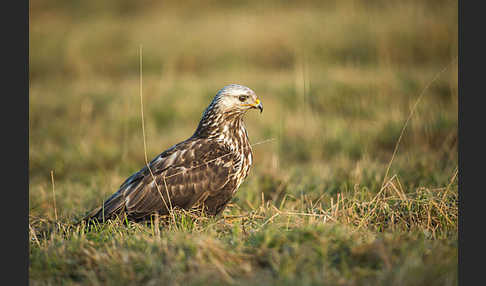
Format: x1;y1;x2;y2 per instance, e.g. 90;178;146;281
86;138;238;221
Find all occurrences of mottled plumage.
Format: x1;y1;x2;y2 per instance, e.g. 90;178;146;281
84;84;263;222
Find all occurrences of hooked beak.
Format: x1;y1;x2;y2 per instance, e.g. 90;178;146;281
242;98;263;113
254;99;263;113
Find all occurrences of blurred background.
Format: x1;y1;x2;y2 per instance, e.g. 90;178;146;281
29;0;457;218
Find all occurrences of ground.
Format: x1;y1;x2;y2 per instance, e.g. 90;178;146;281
29;1;458;285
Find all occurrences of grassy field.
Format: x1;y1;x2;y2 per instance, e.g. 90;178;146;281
29;0;458;285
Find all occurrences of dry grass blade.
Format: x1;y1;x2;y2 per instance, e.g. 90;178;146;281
138;45;176;225
442;166;458;201
380;57;458;191
258;213;280;230
161;138;276;181
50;170;58;222
353;175;397;231
29;224;41;247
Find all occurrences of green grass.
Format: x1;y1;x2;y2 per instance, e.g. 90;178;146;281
29;0;457;285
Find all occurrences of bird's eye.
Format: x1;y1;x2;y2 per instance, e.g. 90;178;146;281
238;95;248;102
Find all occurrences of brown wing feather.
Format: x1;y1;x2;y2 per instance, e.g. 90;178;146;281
87;138;237;221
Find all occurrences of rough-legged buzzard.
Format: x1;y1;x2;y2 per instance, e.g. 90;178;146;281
84;84;263;222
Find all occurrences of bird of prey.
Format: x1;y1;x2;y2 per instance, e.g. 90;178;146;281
84;84;263;222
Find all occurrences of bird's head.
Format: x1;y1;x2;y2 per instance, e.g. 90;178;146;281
212;84;263;115
194;84;262;138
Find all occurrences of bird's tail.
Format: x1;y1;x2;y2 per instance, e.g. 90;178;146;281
81;206;103;222
78;192;126;225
